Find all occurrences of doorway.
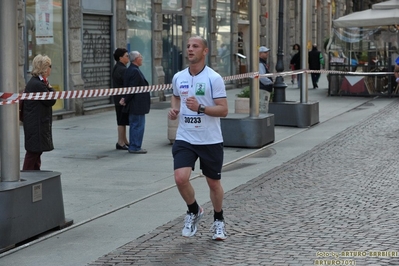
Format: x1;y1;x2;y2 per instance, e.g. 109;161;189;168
82;14;112;108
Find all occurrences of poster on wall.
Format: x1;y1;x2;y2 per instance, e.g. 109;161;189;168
35;0;54;44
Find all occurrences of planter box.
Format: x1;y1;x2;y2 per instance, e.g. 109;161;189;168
234;90;270;114
221;113;275;148
234;97;249;113
167;116;179;144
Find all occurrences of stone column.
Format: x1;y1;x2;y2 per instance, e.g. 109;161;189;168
152;0;165;100
115;0;127;49
68;0;85;115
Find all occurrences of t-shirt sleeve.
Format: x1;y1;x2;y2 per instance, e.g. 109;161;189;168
212;75;227;99
172;73;179;97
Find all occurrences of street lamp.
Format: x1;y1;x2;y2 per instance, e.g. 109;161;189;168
273;0;287;102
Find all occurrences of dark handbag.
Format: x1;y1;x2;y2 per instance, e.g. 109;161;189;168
19;91;25;122
122;104;129;113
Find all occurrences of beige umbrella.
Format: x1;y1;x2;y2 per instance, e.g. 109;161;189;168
333;0;399;28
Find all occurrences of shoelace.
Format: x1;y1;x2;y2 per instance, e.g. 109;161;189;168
210;221;225;234
184;213;195;228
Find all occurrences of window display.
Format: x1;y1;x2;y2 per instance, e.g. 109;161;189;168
126;0;152;83
25;0;64;110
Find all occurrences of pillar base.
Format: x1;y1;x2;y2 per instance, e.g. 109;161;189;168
269;101;319;128
221;113;275;148
0;171;73;253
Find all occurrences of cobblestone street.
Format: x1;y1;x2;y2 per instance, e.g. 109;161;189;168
88;100;399;265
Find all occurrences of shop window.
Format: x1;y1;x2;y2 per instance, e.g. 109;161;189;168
126;0;152;83
162;14;183;85
25;0;64;111
238;0;248;21
162;0;182;11
191;0;208;38
216;0;232;77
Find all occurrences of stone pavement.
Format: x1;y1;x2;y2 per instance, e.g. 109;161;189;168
87;99;399;265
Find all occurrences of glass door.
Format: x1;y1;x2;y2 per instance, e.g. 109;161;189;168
162;14;183;85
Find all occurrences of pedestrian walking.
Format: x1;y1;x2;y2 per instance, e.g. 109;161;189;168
308;43;324;89
120;51;151;154
112;48;130;150
22;54;56;170
168;36;228;240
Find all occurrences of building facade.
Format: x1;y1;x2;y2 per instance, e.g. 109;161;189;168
16;0;375;117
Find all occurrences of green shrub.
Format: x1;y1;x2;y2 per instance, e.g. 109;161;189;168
236;86;250;98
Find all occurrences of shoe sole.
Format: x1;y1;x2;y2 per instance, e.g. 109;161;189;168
212;236;227;241
128;150;147;154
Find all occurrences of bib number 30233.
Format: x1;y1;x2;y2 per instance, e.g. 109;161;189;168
184;116;203;129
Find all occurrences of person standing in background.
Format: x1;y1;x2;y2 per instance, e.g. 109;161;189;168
395;57;399;84
308;44;324;89
290;44;300;84
168;36;228;241
120;51;151;154
258;46;274;93
258;46;273;111
112;48;130;150
22;54;56;170
290;43;301;89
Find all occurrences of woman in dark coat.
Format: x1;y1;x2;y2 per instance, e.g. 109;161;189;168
290;43;301;89
112;48;130;150
22;54;56;170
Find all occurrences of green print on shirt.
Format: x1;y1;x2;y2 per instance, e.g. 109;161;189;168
195;83;206;96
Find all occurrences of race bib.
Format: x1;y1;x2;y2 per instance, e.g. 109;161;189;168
183;115;205;129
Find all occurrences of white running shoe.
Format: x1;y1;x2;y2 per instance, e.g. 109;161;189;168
210;220;227;241
181;206;204;237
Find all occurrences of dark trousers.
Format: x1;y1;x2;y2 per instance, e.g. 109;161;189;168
311;73;321;88
128;114;145;151
22;151;42;170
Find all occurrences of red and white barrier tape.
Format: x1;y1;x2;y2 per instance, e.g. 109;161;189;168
0;69;395;105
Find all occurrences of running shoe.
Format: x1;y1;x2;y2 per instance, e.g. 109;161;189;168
181;206;204;237
210;219;227;241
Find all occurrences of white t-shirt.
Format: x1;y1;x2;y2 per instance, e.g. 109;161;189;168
172;66;226;145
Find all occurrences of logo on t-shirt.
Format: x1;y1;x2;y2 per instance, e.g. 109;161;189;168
195;83;205;96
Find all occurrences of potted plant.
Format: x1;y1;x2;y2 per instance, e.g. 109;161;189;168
235;86;250;113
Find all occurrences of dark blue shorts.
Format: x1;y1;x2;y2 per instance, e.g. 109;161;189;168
172;140;224;180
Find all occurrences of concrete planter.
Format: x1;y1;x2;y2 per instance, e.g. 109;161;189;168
167;116;179;144
234;90;270;114
234;97;250;113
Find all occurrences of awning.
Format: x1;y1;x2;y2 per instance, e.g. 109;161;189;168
333;0;399;28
